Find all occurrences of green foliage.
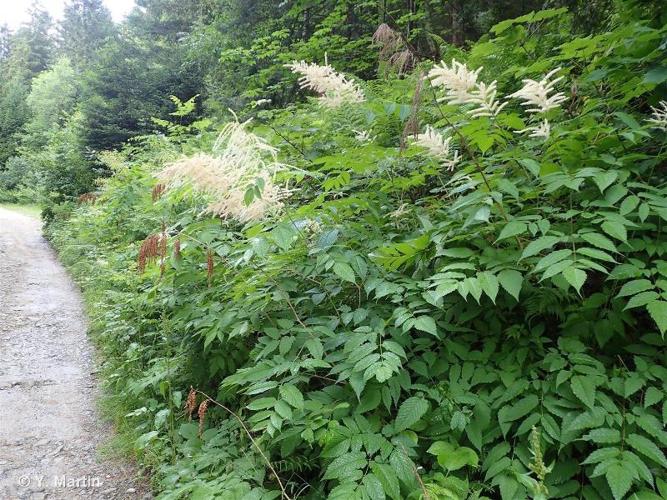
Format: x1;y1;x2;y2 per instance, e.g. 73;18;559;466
23;58;78;148
40;4;667;500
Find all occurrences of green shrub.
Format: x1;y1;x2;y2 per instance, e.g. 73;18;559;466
50;9;667;500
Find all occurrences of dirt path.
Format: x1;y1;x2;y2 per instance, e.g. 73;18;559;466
0;208;149;499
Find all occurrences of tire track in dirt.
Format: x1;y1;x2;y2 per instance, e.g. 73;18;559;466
0;207;150;500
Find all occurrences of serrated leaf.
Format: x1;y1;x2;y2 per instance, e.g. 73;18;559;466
581;232;617;252
535;249;572;271
624;291;659;310
498;394;539;425
414;315;438;337
272;223;298;251
620;195;640;215
606;463;633;500
438;446;479;471
370;462;400;500
520;236;560;260
427;441;454;456
625;376;644;398
362;473;386;500
571;375;597;408
636;414;667;446
578;247;616;263
518;158;541;176
464;277;482;303
394;397;429;432
626;433;667;468
563;267;587;294
646;300;667;335
498;269;523;300
497;221;527;241
389;450;415;484
274;400;293;419
617;279;654;298
585;428;621;444
305;338;324;359
602;221;627;242
583;447;620;464
644;387;663;408
279;384;304;409
658;477;667;498
594;171;618;193
556;370;571;387
541;259;573;281
323;452;367;480
333;262;356;283
567;407;606;432
247;397;276;410
477;272;499;303
623;451;654;487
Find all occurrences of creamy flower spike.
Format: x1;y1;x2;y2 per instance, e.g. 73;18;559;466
159;120;290;222
286;60;365;107
353;130;374;143
428;59;505;118
414;125;460;171
647;100;667;131
468;81;508;118
428;59;481;104
509;68;567;114
517;119;551;139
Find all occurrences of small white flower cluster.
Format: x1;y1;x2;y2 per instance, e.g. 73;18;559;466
428;59;507;117
159;120;290;222
251;98;272;108
414;125;460;171
517;119;550;139
510;68;566;140
286;60;365;108
353;129;375;143
647;100;667;131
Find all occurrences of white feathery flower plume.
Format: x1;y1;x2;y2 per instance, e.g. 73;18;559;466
285;57;365;108
158;119;291;222
251;98;272;108
647;100;667;131
509;68;567;114
414;125;460;171
468;81;508;118
353;129;374;143
517;119;551;139
428;59;480;104
509;68;566;140
428;59;506;118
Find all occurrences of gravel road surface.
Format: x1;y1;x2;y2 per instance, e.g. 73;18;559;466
0;207;149;499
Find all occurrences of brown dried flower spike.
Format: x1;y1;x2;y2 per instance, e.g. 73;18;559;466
137;231;167;273
152;183;166;202
389;49;416;75
78;193;97;204
372;23;401;58
184;386;197;421
197;399;209;436
401;73;424;149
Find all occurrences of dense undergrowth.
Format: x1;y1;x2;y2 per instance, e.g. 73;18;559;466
47;8;667;500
